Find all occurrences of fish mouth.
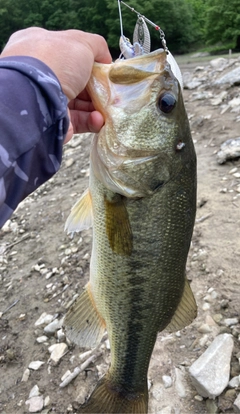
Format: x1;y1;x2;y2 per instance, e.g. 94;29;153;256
87;48;171;116
87;48;184;198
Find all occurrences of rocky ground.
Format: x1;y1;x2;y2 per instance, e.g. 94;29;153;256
0;54;240;414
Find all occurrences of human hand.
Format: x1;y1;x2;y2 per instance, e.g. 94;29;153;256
1;27;112;142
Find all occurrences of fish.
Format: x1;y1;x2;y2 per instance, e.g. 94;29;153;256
63;48;197;414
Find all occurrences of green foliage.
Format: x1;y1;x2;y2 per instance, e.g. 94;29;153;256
105;0;196;53
185;0;208;44
204;0;240;48
0;0;239;53
0;0;22;48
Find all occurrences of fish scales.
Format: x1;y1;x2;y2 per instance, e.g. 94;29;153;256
64;48;197;413
91;174;194;380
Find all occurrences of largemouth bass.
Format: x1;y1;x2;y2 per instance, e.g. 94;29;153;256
64;48;197;414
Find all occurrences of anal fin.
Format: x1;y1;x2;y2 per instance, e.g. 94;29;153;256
63;283;106;348
165;277;197;332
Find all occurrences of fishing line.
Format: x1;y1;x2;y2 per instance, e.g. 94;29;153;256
118;0;168;52
118;0;124;38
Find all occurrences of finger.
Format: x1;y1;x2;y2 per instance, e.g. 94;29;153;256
64;122;74;144
68;97;95;112
70;110;105;134
64;109;74;144
87;111;105;132
74;31;112;64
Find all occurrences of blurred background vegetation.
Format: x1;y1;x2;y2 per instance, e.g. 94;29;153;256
0;0;239;56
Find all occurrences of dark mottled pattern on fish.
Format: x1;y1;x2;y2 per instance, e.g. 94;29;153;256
64;49;197;413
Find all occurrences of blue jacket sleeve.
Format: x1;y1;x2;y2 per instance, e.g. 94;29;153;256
0;56;69;228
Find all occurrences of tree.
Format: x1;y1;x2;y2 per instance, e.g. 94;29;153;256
204;0;240;49
185;0;208;45
0;0;23;49
105;0;197;54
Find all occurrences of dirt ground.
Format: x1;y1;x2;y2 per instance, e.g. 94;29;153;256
0;55;240;414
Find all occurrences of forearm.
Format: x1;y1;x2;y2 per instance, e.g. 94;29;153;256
0;56;69;227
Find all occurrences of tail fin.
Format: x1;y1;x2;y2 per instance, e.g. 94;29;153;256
79;375;148;414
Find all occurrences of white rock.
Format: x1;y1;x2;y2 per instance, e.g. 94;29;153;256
36;335;48;344
199;334;209;348
229;167;238;174
194;66;205;72
205;315;220;338
229;97;240;108
44;318;62;334
175;367;187;398
69;355;76;364
198;324;212;334
194;395;203;401
185;80;202;90
157;406;172;414
210;290;218;300
44;396;50;407
61;369;72;382
217;137;240;164
48;343;58;353
29;385;40;398
210;57;228;69
49;343;68;365
214;67;240;86
191;91;212;101
45;271;53;280
162;375;172;388
79;349;92;362
25;396;44;413
34;312;54;326
21;368;30;382
57;328;66;342
223;317;239;326
210;91;228;106
105;339;110;350
28;361;45;370
202;302;210;311
65;158;75;168
228;375;240;388
189;334;234;398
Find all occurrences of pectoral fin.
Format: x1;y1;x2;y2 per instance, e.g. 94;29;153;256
65;188;93;235
104;195;133;256
63;283;106;348
165;278;197;332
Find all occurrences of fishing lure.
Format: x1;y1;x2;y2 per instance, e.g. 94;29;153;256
118;0;168;59
117;0;183;89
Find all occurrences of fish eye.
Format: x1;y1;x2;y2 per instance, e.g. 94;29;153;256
158;93;176;114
